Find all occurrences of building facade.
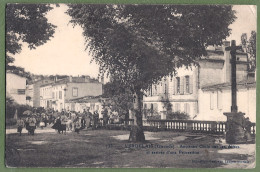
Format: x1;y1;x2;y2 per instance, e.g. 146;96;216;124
6;72;27;105
40;76;103;111
25;84;34;106
143;41;254;121
25;79;54;107
198;80;256;122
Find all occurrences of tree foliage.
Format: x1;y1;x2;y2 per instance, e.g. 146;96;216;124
240;31;256;71
6;4;56;72
103;80;133;120
67;4;235;92
248;31;256;71
67;4;236;141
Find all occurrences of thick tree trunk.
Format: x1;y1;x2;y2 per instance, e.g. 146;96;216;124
123;110;129;125
129;89;145;142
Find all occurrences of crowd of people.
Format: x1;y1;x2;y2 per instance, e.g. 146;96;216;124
16;107;126;136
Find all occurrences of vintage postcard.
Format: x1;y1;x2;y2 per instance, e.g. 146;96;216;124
5;3;256;168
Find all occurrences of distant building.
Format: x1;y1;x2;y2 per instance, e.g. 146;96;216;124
65;96;110;118
143;41;255;122
198;79;256;122
40;76;103;111
25;84;33;106
26;79;53;107
6;72;27;105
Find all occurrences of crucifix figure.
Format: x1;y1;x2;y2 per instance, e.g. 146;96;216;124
225;40;242;113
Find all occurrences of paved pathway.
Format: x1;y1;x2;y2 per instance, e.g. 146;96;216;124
6;126;72;135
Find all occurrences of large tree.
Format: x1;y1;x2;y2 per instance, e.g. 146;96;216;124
103;80;134;123
240;31;256;72
67;4;236;141
247;31;256;71
6;4;56;72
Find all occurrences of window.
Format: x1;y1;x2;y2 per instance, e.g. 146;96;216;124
59;91;62;99
153;85;157;95
72;87;78;97
17;89;25;95
52;92;55;99
185;76;190;93
176;77;180;94
153;103;158;112
210;92;214;110
184;103;190;114
217;90;222;110
172;78;175;95
175;103;180;112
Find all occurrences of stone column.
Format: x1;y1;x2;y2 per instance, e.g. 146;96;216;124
224;112;246;144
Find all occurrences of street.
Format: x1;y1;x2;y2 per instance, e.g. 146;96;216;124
5;126;255;168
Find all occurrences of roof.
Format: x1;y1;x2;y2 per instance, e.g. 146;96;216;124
66;95;109;104
40;77;101;87
199;58;225;63
6;71;27;79
201;78;256;91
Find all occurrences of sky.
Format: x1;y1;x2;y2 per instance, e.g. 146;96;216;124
12;4;257;78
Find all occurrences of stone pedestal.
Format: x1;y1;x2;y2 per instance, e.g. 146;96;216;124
224;112;246;144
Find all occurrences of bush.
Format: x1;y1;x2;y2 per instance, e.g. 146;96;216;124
17;105;33;117
6;118;17;126
6;95;33;119
147;114;161;120
166;111;190;120
6;103;17;119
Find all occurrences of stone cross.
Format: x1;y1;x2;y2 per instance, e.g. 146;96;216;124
225;40;242;113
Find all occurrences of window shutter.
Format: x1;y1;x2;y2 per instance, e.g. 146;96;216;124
189;76;193;94
184;103;187;113
175;103;178;112
172;78;175;95
210;92;214;110
183;77;186;94
187;103;190;114
153;103;158;112
180;77;184;94
193;102;198;114
217;90;222;110
175;103;180;112
161;81;165;95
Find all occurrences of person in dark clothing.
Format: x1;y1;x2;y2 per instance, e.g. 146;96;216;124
17;117;24;136
102;108;109;127
85;108;92;129
93;111;99;129
52;117;62;134
243;117;252;142
81;109;86;128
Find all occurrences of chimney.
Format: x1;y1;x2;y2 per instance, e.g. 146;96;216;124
69;76;72;82
84;76;90;82
222;41;230;51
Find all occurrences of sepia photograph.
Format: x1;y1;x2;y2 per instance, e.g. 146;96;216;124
5;3;256;168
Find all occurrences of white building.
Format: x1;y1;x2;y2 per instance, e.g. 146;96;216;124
143;41;255;122
25;84;34;106
40;76;103;111
198;79;256;122
6;72;27;105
